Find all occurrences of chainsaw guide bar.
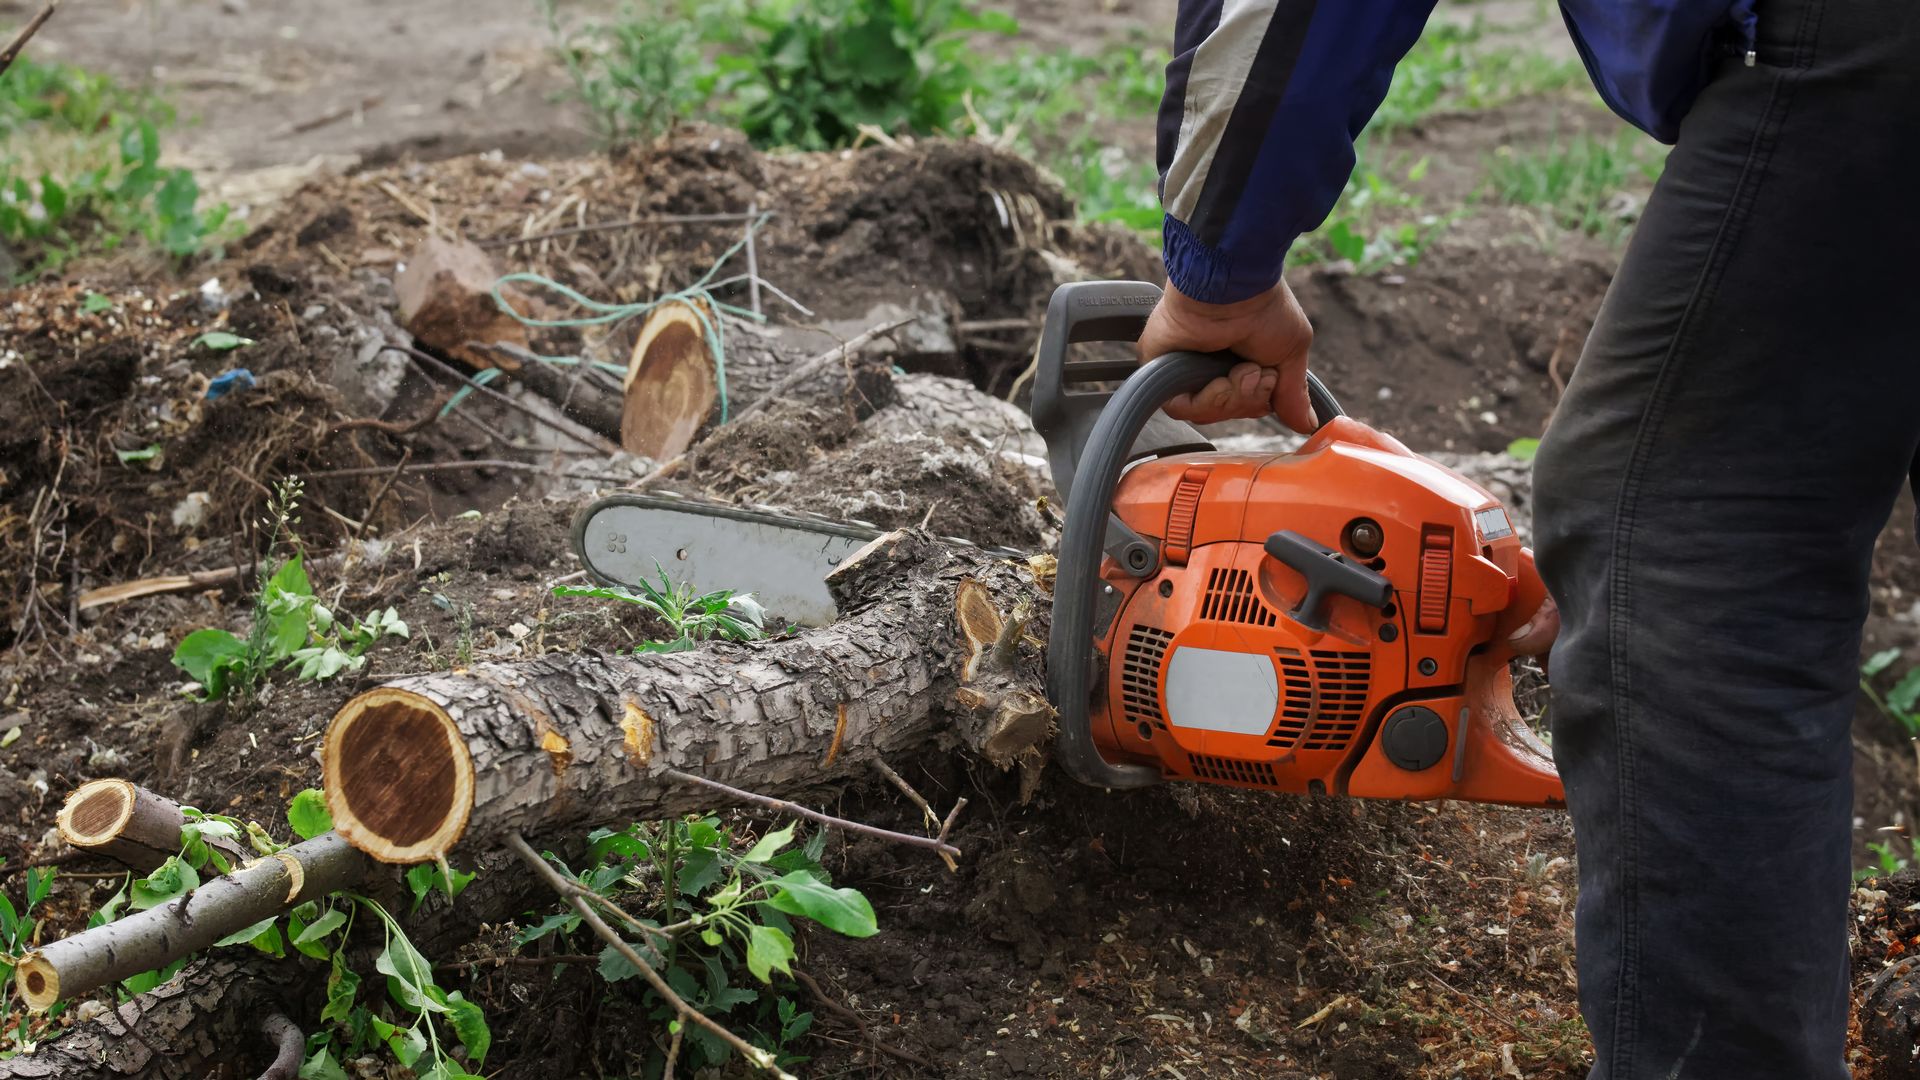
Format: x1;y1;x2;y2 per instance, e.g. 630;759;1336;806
571;493;1030;627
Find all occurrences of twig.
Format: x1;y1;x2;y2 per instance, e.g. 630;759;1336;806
662;768;960;860
792;968;934;1070
375;180;435;227
388;342;621;454
870;759;938;829
744;201;762;318
353;446;411;542
328;392;452;437
955;317;1036;333
272;94;381;139
989;598;1031;672
663;1023;683;1080
255;1013;303;1080
479;211;763;249
639;317;913;486
508;834;798;1080
432;953;599;974
299;458;635;483
0;1;59;78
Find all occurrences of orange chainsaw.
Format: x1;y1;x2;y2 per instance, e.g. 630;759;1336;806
1032;281;1563;806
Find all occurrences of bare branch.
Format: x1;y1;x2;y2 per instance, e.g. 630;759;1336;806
662;768;960;860
0;2;60;79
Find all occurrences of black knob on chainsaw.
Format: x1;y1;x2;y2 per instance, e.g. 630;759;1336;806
1263;530;1392;631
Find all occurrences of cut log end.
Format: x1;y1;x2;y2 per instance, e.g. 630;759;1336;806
323;688;474;863
18;955;58;1012
622;301;718;460
56;779;135;848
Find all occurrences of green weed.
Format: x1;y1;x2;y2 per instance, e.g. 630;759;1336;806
554;567;767;653
1857;835;1920;883
1484;128;1666;239
0;57;232;277
542;0;716;145
1862;649;1920;740
170;479;408;699
1373;20;1587;134
517;816;872;1072
1293;148;1451;272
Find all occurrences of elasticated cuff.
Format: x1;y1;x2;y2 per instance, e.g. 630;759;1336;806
1160;215;1292;305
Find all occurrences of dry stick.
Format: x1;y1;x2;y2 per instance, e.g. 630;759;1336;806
479;211;762;249
255;1013;304;1080
433;953;600;975
870;759;939;829
639;317;914;486
743;201;763;318
791;968;934;1070
301;458;636;483
0;0;59;78
661;768;960;860
353;446;412;542
271;93;381;139
391;342;621;455
507;833;799;1080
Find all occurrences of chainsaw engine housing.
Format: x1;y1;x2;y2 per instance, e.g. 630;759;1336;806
1088;418;1561;806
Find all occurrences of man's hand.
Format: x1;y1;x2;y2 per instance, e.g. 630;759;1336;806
1136;279;1317;432
1506;593;1561;669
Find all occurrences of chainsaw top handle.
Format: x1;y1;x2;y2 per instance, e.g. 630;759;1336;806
1037;282;1344;789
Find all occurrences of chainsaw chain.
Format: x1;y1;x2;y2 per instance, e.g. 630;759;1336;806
630;490;1038;561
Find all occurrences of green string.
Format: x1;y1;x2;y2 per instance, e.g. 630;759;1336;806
484;214;774;426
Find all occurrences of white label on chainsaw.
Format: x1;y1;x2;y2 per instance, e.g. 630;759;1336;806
1163;646;1280;736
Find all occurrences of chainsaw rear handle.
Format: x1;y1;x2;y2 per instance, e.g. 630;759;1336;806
1046;347;1346;789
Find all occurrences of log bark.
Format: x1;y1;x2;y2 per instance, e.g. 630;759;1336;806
322;529;1053;863
56;780;246;874
0;958;303;1079
18;833;369;1009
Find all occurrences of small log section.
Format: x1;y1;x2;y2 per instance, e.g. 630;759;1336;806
57;779;246;873
17;833;369;1009
0;959;304;1080
620;307;896;460
323;529;1054;863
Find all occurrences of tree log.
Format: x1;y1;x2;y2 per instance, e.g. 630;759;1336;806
0;959;305;1079
620;307;896;460
56;780;246;874
18;833;369;1009
322;529;1053;863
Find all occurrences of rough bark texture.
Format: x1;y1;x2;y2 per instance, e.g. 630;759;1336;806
324;530;1052;862
508;356;623;438
19;833;368;1008
867;373;1047;466
0;959;304;1079
56;780;246;874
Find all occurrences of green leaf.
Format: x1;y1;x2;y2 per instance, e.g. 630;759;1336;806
598;941;645;982
587;827;651;863
766;870;878;937
81;292;113;314
130;856;199;911
1865;648;1903;678
447;991;491;1063
745;923;796;983
171;628;248;687
194;331;254;351
24;866;55;909
512;910;578;947
268;555;314;599
294;907;347;946
114;444;161;465
299;1047;351;1080
375;934;442;1013
1890;667;1920;717
742;822;796;864
287;789;333;840
321;950;360;1025
87;882;129;929
1505;437;1541;462
370;1014;429;1066
212;915;278;948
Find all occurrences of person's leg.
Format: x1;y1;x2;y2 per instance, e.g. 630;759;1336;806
1534;2;1920;1075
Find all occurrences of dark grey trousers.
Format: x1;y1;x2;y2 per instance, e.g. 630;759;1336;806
1533;1;1920;1076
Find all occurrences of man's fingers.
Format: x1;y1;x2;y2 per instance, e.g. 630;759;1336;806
1271;371;1318;434
1505;595;1561;657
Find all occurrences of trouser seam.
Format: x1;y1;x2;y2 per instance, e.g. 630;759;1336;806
1600;43;1810;1074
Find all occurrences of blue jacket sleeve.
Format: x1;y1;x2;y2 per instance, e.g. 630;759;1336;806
1157;0;1439;304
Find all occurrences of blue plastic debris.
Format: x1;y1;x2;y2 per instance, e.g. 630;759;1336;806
205;369;256;401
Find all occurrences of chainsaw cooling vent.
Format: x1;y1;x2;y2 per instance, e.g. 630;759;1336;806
1199;568;1277;626
1121;626;1175;731
1188;753;1277;787
1268;648;1372;752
